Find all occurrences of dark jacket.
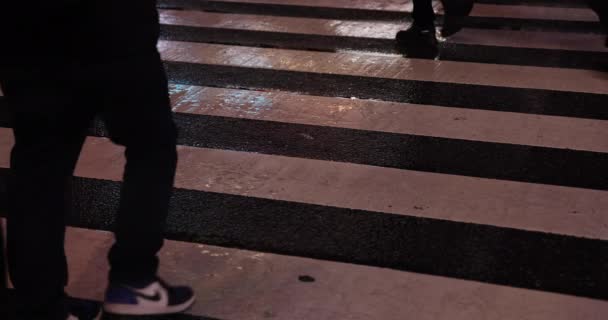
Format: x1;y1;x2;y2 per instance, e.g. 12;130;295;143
0;0;160;81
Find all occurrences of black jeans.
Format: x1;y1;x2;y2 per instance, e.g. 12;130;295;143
0;0;177;318
413;0;436;29
3;54;177;319
587;0;607;32
0;220;6;312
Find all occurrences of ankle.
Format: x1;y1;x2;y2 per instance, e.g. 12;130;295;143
411;22;436;32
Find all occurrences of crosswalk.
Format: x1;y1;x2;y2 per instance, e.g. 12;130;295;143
0;0;607;319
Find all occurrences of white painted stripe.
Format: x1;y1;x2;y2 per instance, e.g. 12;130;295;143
470;4;598;21
451;28;608;52
199;0;414;12
182;0;599;21
159;9;390;36
169;85;608;153
158;40;608;94
65;227;608;320
4;83;607;152
2;129;606;240
159;10;608;52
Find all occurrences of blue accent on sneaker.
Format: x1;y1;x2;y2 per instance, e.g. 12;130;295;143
104;285;139;305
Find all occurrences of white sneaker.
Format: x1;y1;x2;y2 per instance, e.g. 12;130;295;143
103;278;195;315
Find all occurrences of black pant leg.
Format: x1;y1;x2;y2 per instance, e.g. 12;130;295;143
587;0;607;32
2;76;92;319
413;0;436;28
0;219;7;317
97;54;177;284
0;219;5;290
80;0;177;285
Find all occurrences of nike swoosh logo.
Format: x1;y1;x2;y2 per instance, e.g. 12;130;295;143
133;290;163;302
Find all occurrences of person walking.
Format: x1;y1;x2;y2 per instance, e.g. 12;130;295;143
396;0;607;48
0;1;195;319
587;0;607;46
396;0;475;47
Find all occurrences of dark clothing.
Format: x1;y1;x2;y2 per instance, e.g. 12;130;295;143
0;1;160;80
413;0;436;29
588;0;608;32
0;1;176;318
0;220;5;294
411;0;607;33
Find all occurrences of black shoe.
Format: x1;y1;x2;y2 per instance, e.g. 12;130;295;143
395;25;439;58
396;25;438;47
441;0;474;37
66;298;102;320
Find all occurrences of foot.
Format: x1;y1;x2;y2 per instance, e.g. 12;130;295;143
103;278;195;316
441;0;474;37
396;24;438;47
66;298;102;320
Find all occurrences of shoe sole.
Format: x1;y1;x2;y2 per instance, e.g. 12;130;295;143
66;309;102;320
395;30;438;46
103;296;195;316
